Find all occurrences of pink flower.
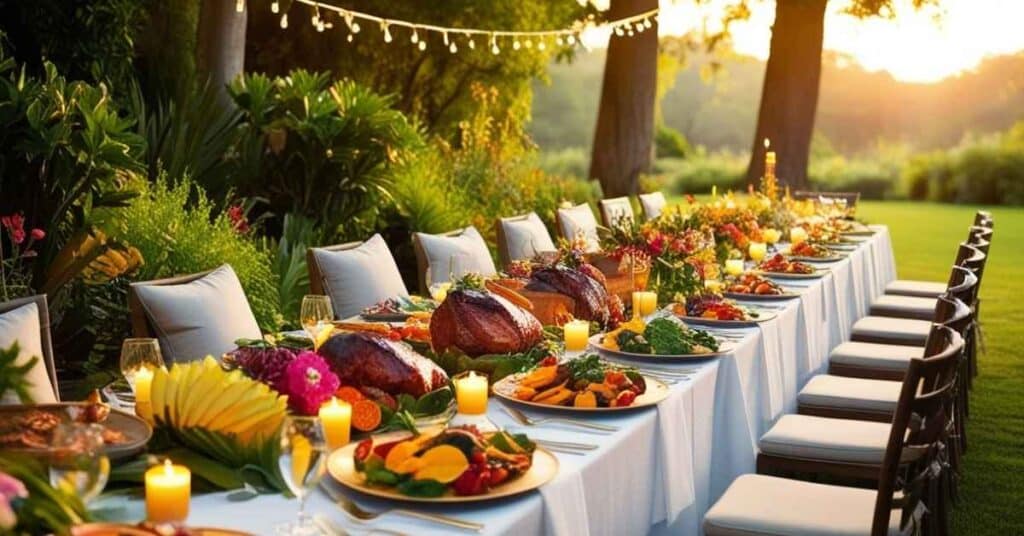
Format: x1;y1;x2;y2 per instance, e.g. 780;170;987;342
280;351;340;415
1;213;25;244
0;472;26;530
30;229;45;241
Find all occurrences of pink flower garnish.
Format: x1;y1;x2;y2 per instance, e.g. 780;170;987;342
280;351;340;415
30;228;45;241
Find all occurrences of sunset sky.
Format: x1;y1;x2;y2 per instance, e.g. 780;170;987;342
584;0;1024;83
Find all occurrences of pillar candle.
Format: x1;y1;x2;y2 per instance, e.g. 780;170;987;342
455;372;488;415
563;319;590;352
632;291;657;317
748;242;767;262
319;398;352;451
146;460;191;523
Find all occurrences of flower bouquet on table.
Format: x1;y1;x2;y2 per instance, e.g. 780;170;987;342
685;194;765;263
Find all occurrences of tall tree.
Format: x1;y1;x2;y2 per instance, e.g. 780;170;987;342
745;0;827;188
589;0;659;197
196;0;247;106
746;0;937;188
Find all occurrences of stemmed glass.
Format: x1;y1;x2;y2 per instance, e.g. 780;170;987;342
276;416;327;535
49;423;110;505
120;338;164;399
300;295;334;349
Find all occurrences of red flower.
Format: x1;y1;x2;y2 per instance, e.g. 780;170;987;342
1;213;25;244
686;194;696;204
647;233;666;257
226;205;250;234
30;229;45;241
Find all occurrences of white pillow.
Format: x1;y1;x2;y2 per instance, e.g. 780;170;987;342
133;265;261;362
501;213;556;262
557;203;600;252
0;302;57;404
638;192;667;220
600;197;635;225
311;234;409;319
416;226;497;287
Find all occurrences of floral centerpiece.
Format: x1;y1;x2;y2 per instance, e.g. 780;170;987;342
685;195;765;262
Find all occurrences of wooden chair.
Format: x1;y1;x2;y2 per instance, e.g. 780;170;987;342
598;197;635;227
869;245;985;322
973;210;993;228
128;270;213;339
792;190;861;207
885;225;992;299
0;295;59;401
706;337;959;535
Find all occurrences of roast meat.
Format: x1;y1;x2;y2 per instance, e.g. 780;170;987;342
526;265;610;325
319;332;448;397
430;288;544;357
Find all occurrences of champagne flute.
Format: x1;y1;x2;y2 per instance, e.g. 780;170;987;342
120;338;164;397
49;423;110;505
300;295;334;349
276;416;327;535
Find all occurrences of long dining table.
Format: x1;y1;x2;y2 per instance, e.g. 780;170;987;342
100;226;898;536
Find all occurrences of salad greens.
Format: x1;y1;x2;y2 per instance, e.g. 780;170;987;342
616;318;720;355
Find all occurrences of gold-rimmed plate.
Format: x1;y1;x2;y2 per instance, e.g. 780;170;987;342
0;404;151;460
71;524;252;536
492;372;669;412
752;269;827;280
327;431;559;503
722;291;800;301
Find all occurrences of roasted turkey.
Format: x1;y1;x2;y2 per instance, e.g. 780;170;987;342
319;332;448;398
430;288;544;357
525;265;611;325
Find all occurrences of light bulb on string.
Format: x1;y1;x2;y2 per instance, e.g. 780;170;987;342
347;33;354;42
382;21;392;43
556;36;564;46
524;39;533;49
270;0;279;14
614;26;624;36
418;39;426;51
513;39;521;50
635;22;644;32
537;40;546;51
490;34;499;55
627;29;634;36
449;41;458;53
411;29;419;44
467;36;476;49
235;0;244;13
280;13;289;28
566;34;576;45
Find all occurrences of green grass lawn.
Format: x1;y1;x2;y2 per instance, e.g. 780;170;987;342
666;198;1023;532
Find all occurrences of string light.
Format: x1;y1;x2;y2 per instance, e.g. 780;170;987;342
271;1;658;55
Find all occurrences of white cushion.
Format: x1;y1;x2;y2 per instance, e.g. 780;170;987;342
599;197;635;225
311;234;409;319
851;316;931;346
798;374;902;414
885;279;946;298
500;213;556;262
0;302;57;404
557;203;600;252
829;341;924;371
638;192;667;220
415;226;497;287
870;295;938;320
134;265;261;362
760;414;920;464
704;474;907;536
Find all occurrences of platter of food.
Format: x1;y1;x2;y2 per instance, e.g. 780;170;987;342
786;242;845;263
0;392;151;460
71;524;251;536
328;427;558;502
670;295;776;327
589;317;728;361
360;296;436;322
492;354;669;411
753;254;827;279
721;273;800;301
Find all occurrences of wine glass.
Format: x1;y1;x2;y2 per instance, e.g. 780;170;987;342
120;338;164;396
49;423;110;505
276;416;327;535
300;295;334;349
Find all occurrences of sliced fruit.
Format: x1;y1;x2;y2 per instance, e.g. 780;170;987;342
384;440;421;474
351;399;382;432
413;445;470;484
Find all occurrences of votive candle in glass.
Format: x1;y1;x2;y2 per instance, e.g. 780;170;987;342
725;259;745;276
134;367;154;404
454;372;489;415
748;242;767;263
790;227;808;245
146;460;191;523
563;319;590;352
763;228;782;244
632;291;658;317
319;397;352;451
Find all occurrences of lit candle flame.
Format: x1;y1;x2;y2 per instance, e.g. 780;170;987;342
163;459;174;475
763;138;770;150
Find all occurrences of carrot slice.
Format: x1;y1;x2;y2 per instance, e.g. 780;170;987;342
335;386;365;405
351;399;383;432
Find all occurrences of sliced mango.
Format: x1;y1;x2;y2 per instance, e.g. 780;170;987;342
384;440;422;474
413;445;470;484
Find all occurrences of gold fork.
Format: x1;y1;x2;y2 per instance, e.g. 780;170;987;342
320;482;484;532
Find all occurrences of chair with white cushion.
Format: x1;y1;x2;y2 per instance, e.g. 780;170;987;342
494;213;557;268
129;265;262;363
885;217;991;298
637;192;667;221
799;295;971;423
598;196;635;228
308;234;410;319
556;203;601;253
870;245;984;322
412;226;497;295
706;340;957;536
0;295;59;403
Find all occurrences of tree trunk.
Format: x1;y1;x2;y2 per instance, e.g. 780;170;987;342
589;0;659;197
196;0;247;106
745;0;828;190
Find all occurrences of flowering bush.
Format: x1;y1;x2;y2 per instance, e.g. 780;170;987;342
0;214;46;301
686;194;764;261
280;351;340;416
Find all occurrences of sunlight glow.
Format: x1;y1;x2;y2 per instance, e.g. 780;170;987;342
583;0;1024;84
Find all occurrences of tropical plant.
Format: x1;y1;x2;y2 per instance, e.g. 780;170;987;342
227;70;424;241
264;213;319;327
0;343;39;404
0;454;90;535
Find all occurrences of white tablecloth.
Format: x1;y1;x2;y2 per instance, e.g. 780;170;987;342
101;227;897;536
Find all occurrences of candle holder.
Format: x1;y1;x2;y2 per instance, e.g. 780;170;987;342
449;371;498;432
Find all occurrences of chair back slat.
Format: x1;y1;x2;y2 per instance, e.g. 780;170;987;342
873;325;962;535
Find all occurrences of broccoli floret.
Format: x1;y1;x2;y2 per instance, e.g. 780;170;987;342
643;318;693;355
616;330;651;354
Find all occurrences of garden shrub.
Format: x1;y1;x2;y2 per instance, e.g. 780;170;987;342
662;149;748;195
655;123;692;159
